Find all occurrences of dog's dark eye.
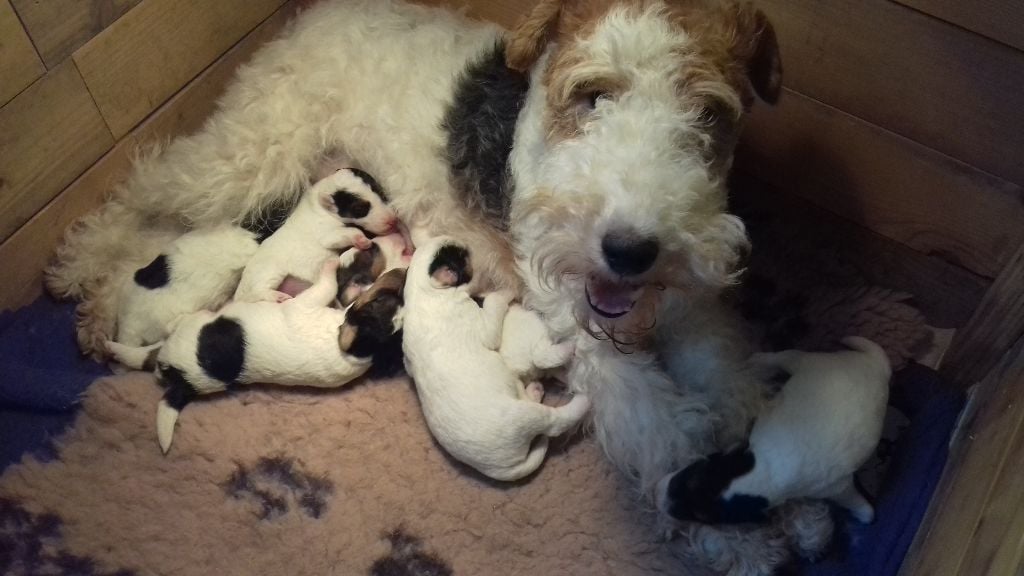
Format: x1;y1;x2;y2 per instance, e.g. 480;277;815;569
581;90;611;112
697;104;720;125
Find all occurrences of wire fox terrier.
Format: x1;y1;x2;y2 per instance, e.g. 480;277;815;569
48;1;827;571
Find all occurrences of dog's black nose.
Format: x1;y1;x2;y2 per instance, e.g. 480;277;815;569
601;232;659;276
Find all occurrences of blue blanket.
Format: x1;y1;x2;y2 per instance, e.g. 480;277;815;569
0;297;963;575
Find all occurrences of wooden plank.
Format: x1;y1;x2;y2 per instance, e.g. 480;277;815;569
10;0;141;69
0;0;45;106
894;0;1024;53
0;60;114;243
941;244;1024;387
901;336;1024;576
73;0;287;138
737;88;1024;280
757;0;1024;186
0;1;300;312
731;173;989;329
958;422;1024;575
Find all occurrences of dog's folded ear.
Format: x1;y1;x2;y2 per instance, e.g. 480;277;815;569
732;4;783;104
505;0;562;72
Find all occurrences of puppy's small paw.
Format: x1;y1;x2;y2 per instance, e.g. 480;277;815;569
354;235;372;250
525;381;545;402
269;290;293;303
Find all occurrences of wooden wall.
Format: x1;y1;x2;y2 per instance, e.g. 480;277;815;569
0;0;307;310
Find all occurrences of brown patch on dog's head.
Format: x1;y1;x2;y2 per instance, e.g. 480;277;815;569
338;269;407;359
336;244;389;307
506;1;781;142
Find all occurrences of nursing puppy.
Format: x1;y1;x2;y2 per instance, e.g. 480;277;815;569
499;304;574;380
656;337;891;525
234;168;398;302
402;237;588;481
336;232;413;307
115;226;259;346
108;261;407;453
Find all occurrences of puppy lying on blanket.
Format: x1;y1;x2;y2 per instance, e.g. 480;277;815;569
402;237;588;481
115;226;259;346
656;336;891;525
234;168;398;303
108;260;407;453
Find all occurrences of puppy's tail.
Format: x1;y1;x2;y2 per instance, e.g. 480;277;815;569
106;340;162;371
487;437;550;482
841;336;892;378
156;398;180;454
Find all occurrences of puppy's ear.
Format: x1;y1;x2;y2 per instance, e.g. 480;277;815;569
505;0;562;72
339;324;358;352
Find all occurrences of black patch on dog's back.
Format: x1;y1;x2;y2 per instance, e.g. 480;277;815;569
332;190;371;219
196;317;246;384
428;245;472;286
242;200;297;243
344;293;403;359
347;168;387;202
664;443;761;524
159;364;199;410
133;254;170;289
443;43;528;231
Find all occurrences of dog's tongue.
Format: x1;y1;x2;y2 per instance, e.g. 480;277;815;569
587;278;640;318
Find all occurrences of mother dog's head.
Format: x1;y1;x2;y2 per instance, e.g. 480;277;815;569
506;0;781;339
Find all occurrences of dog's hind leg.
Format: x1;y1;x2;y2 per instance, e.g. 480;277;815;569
293;258;341;308
530;339;575;370
106;340;163;371
479;290;514;351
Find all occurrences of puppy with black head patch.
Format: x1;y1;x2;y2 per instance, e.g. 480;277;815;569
234;168;398;303
402;237;588;482
115;225;259;347
107;259;406;453
655;337;892;526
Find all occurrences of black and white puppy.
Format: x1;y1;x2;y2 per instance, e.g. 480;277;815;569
115;226;259;347
402;237;588;481
234;168;398;302
107;260;407;453
656;337;891;525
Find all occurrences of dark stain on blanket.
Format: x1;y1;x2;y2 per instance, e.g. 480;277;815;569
443;43;528;231
132;254;170;289
197;317;246;384
223;456;334;520
0;497;135;576
370;528;452;576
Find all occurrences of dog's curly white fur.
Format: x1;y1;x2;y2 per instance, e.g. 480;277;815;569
115;225;258;346
402;238;588;481
48;0;827;571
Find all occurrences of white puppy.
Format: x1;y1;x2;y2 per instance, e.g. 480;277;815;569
108;260;407;453
402;237;587;481
656;336;891;525
115;226;259;346
499;304;574;381
234;168;397;302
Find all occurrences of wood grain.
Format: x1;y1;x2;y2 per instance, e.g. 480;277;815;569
941;244;1024;387
73;0;287;138
901;336;1024;576
737;89;1024;280
894;0;1024;53
0;0;45;106
10;0;141;68
0;1;300;312
757;0;1024;187
731;173;989;329
0;60;114;243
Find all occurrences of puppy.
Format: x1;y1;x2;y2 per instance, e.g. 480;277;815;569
108;261;406;453
336;232;412;307
234;168;397;302
115;226;259;346
402;237;587;481
499;304;574;381
656;337;891;525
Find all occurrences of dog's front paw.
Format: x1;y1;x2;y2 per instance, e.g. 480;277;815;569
354;235;372;250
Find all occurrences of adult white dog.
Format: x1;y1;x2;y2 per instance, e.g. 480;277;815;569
49;1;820;571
